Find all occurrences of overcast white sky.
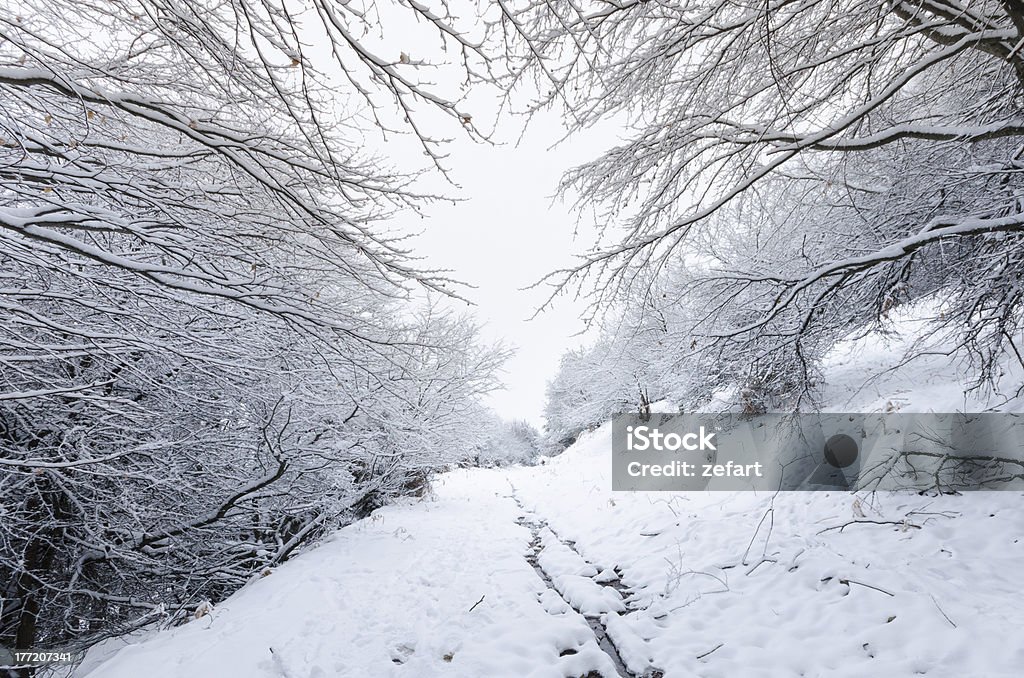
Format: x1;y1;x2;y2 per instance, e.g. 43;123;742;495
321;4;618;427
401;112;609;426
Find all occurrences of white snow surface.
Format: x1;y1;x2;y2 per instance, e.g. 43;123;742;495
84;318;1024;678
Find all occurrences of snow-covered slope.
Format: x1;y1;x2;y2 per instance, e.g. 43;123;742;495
507;427;1023;677
81;316;1024;678
819;303;1024;414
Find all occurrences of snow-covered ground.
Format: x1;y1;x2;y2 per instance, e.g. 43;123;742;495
80;316;1024;678
80;442;1024;678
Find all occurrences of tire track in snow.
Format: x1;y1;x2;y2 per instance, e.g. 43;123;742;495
509;493;640;678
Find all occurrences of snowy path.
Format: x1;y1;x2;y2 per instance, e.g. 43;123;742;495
89;467;634;678
87;423;1024;678
511;494;632;677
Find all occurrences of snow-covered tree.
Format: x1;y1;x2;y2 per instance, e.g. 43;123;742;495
542;342;638;450
500;0;1024;405
1;0;499;657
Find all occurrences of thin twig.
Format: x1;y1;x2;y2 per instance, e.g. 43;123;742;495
841;578;895;597
930;594;957;627
818;519;920;534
